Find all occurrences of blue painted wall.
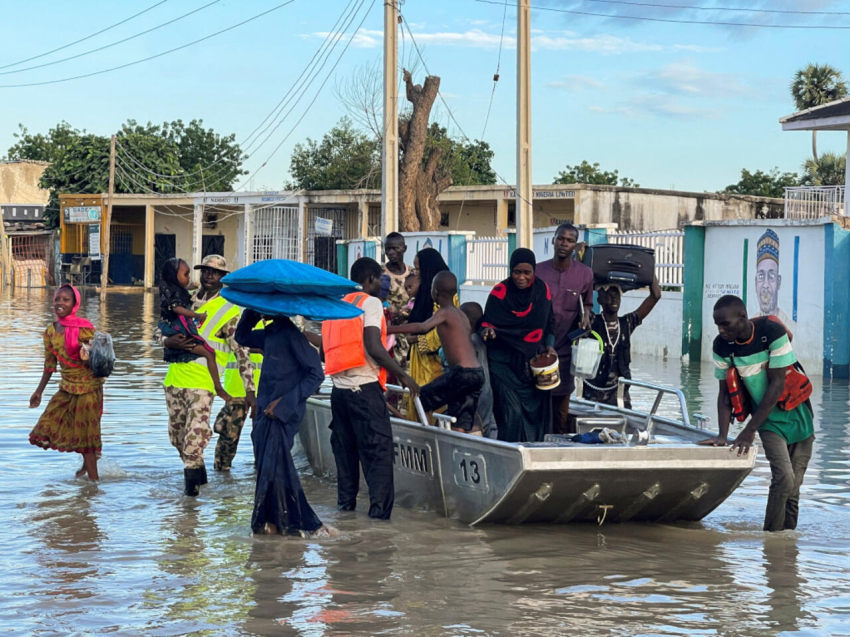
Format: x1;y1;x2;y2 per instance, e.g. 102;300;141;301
823;223;850;378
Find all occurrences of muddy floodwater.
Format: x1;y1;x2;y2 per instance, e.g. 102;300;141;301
3;288;850;636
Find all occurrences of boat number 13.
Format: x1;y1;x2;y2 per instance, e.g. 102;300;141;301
453;450;488;491
459;458;481;484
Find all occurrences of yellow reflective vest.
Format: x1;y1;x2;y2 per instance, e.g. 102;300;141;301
163;295;241;393
224;320;264;397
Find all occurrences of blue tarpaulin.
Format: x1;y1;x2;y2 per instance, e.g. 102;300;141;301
222;259;359;296
221;288;362;321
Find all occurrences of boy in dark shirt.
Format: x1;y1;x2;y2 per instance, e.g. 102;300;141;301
390;272;485;435
583;276;661;408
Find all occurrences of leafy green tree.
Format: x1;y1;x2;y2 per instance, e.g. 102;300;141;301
289;117;380;191
553;160;639;188
6;119;243;226
120;119;246;191
723;168;801;198
790;63;848;161
424;123;496;186
801;152;846;186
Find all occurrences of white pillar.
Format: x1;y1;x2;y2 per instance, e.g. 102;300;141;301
242;202;252;267
193;202;203;282
298;197;307;263
382;0;399;237
359;199;369;239
516;0;533;250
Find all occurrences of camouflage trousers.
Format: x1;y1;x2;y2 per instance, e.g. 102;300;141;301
213;401;248;471
165;387;214;470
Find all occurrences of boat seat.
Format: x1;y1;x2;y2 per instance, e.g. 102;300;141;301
574;416;627;436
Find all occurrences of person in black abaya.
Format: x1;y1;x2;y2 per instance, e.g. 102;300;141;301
480;248;556;443
235;309;336;538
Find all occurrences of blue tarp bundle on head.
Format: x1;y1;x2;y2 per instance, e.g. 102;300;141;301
221;288;362;321
221;259;363;320
222;259;358;295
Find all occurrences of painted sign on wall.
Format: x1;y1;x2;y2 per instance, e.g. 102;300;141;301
64;206;101;223
701;224;824;369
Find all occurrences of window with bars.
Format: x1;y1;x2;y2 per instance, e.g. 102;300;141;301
252;206;300;263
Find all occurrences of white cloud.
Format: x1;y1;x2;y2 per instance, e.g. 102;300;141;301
589;93;720;120
547;74;607;91
636;60;754;97
306;28;713;55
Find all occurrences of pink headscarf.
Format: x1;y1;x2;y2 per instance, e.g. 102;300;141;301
54;284;94;360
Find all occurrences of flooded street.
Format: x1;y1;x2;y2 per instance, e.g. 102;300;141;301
4;288;850;636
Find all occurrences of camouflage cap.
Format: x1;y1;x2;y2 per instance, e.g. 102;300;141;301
194;254;229;273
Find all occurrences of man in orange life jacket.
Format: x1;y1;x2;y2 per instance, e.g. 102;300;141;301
322;257;419;520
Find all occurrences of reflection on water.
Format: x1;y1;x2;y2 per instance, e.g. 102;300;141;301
2;287;850;635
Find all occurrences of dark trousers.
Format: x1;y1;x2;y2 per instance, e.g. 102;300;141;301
759;430;814;532
330;382;394;520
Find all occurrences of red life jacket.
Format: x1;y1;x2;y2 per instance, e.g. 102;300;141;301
322;292;388;389
727;316;811;419
726;367;751;423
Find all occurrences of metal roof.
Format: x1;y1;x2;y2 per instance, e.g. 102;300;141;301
780;96;850;131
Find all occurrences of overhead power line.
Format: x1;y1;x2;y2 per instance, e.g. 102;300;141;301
480;0;508;140
555;0;850;16
472;0;850;29
0;0;296;88
399;11;536;209
0;0;171;70
0;0;222;77
120;0;366;191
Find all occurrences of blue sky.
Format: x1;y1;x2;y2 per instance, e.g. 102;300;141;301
1;0;849;193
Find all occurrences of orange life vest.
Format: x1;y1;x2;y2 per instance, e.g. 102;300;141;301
726;367;751;423
322;292;388;389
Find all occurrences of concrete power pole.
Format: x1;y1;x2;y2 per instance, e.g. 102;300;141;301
516;0;533;250
381;0;399;238
101;134;116;296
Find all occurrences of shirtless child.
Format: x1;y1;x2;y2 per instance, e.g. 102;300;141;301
389;271;485;435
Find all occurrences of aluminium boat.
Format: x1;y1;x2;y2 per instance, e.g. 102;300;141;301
298;379;755;525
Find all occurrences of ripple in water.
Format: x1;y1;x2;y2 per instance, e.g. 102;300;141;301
1;288;850;636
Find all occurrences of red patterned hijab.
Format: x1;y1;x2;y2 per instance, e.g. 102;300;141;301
54;284;93;359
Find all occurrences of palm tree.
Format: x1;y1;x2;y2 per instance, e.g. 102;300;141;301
802;152;846;186
790;64;848;162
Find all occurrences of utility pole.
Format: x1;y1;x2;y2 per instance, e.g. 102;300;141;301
381;0;399;238
101;134;116;296
516;0;533;250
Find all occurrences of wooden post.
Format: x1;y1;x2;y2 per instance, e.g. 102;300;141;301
516;0;533;249
0;212;10;287
100;135;116;295
144;204;155;288
381;0;399;237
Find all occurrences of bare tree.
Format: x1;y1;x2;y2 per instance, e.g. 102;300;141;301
336;59;452;232
399;70;453;231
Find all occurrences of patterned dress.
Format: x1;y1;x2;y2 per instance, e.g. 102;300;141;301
29;325;104;455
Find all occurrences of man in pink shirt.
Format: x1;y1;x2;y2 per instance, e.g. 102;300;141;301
535;224;594;434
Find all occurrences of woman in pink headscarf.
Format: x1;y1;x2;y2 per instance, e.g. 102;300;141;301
29;284;105;480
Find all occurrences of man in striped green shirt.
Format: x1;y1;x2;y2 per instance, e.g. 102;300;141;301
699;295;814;532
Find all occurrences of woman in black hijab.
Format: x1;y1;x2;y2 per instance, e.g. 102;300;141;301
481;248;556;442
405;248;452;390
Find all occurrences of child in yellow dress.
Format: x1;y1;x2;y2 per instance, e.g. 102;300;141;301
29;284;105;481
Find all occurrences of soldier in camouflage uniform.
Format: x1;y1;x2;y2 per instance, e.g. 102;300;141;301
159;255;256;495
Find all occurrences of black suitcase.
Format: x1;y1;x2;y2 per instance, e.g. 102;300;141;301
581;243;655;291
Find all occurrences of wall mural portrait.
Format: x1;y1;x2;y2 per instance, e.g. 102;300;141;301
755;229;797;334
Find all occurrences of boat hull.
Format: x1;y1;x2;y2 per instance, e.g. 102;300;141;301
300;398;755;525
